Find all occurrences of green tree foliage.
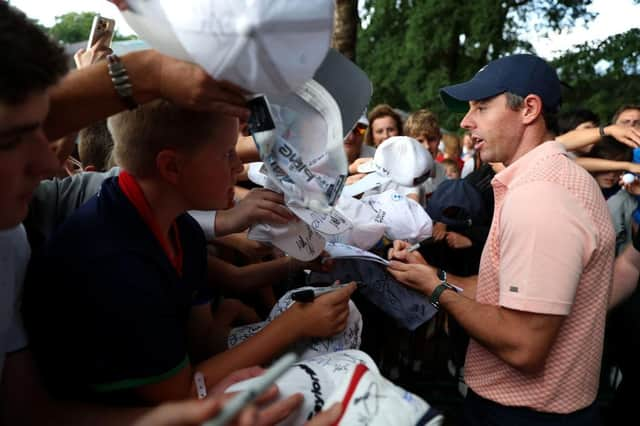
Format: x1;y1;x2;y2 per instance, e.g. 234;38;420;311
48;12;136;45
356;0;597;130
553;28;640;123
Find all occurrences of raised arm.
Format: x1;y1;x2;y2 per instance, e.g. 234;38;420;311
45;50;249;140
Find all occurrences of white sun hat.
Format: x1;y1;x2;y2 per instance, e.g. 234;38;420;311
343;136;434;197
122;0;335;95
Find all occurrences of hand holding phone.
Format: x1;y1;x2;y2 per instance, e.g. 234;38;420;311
75;15;116;68
87;15;116;50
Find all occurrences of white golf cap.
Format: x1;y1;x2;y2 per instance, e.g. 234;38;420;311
123;0;335;95
361;190;433;242
225;350;379;426
326;195;385;250
322;362;443;425
343;136;433;197
246;49;372;241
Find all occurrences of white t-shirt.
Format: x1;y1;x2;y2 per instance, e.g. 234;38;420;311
0;224;30;378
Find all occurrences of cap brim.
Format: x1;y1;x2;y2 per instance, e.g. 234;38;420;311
247;162;268;187
341;173;390;198
356;160;376;174
440;78;504;113
313;49;373;138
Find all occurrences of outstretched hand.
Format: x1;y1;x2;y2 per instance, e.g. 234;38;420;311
607;124;640;148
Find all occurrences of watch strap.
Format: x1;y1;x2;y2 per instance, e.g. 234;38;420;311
430;281;456;310
107;54;137;110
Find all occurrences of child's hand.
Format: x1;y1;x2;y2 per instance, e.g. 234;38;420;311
291;282;356;338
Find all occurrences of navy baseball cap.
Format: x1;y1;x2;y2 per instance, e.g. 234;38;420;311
440;54;562;113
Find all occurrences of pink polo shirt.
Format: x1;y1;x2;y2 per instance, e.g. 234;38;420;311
465;141;615;413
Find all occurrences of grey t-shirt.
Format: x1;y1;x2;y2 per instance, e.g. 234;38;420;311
0;225;30;378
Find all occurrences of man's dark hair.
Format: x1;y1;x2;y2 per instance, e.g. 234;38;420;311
558;109;600;134
586;136;632;162
505;92;559;136
0;3;68;104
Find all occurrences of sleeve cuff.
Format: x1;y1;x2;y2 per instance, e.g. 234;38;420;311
188;210;217;241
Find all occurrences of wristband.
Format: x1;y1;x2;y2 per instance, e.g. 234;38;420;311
599;125;606;138
107;54;137;110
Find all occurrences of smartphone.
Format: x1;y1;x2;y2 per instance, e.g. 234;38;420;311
87;15;116;50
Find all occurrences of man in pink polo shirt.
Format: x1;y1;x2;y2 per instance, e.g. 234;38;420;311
388;54;614;425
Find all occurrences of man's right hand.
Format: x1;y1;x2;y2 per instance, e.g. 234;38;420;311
156;53;250;120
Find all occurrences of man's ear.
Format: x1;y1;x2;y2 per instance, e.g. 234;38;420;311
522;94;543;125
156;149;181;185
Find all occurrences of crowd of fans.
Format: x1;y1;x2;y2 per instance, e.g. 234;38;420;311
3;1;640;425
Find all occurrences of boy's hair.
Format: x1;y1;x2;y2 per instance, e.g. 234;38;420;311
442;158;459;172
612;104;640;124
586;136;632;163
0;3;68;104
364;104;404;146
108;100;223;177
403;109;441;140
441;133;461;158
78;121;114;172
558;108;600;134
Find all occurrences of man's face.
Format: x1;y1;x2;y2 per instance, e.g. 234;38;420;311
415;132;440;158
344;122;367;162
0;92;58;230
177;116;242;211
460;94;524;166
615;109;640;128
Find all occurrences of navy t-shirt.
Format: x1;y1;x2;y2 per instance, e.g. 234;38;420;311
23;176;208;403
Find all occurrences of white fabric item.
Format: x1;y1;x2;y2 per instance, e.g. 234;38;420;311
247;162;352;236
124;0;334;95
361;190;433;242
226;350;378;426
245;50;373;254
0;225;30;378
228;288;362;360
323;362;443;425
187;210;217;241
342;136;433;197
326;196;385;250
461;157;475;179
248;220;326;261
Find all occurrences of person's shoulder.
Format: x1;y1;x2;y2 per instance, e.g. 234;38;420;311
44;177;127;256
